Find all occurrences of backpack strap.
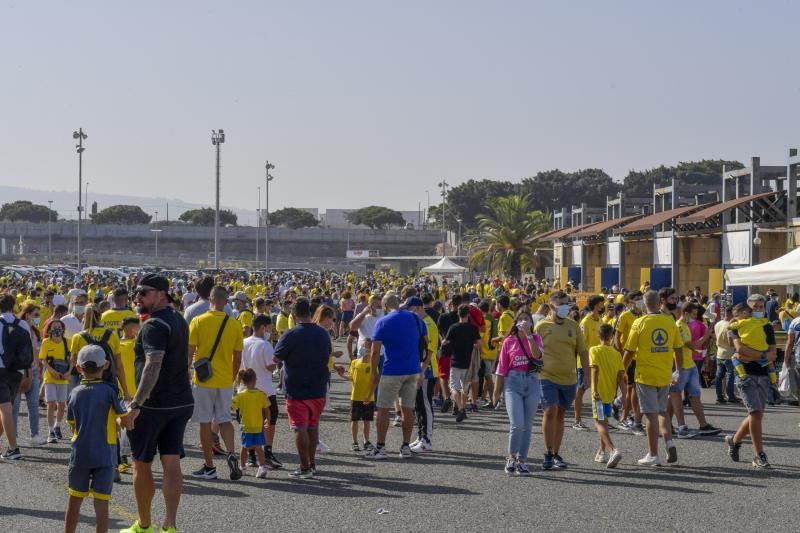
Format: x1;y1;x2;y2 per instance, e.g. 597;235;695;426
101;329;112;344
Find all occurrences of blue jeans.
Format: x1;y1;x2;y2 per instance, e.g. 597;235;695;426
503;371;541;461
12;371;41;439
715;359;736;400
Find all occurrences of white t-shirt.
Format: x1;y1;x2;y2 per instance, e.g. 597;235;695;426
182;291;197;307
62;314;83;341
357;312;381;352
240;336;276;397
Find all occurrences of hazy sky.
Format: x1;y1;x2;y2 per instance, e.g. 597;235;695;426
2;1;799;217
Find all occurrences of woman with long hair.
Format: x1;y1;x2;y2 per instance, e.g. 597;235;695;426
12;303;45;445
39;319;72;442
492;308;543;476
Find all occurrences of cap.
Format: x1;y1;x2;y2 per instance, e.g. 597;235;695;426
52;294;67;306
77;345;106;370
404;296;424;308
139;274;169;292
232;291;249;302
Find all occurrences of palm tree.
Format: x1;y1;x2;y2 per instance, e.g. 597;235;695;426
466;194;550;278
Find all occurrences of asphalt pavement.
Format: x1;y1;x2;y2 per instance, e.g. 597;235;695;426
2;351;799;532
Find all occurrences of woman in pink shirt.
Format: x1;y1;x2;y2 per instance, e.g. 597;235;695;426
492;309;543;476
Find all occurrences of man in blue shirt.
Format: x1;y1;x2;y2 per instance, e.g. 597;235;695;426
365;294;428;460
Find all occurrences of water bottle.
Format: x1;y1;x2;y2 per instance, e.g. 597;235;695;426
595;400;605;421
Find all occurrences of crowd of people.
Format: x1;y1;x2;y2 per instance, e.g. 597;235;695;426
0;267;798;532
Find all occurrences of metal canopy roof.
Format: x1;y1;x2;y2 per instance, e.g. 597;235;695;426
540;220;604;241
615;203;713;234
675;191;778;225
571;213;642;238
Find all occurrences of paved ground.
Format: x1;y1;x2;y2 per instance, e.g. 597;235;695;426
2;355;799;532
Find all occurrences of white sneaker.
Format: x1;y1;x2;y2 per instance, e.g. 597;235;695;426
316;440;331;454
410;440;432;453
255;465;269;479
399;445;414;459
607;449;623;469
29;435;46;446
593;450;609;463
637;453;661;467
409;438;421;449
364;446;387;460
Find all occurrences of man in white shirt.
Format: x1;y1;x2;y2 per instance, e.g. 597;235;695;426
62;291;88;341
239;314;282;469
349;295;384;355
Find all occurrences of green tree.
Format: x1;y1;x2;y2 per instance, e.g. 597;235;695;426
0;201;58;223
179;207;238;226
520;168;620;212
622;159;744;198
91;205;152;225
466;194;551;278
270;207;319;229
426;203;460;231
446;179;517;230
345;206;406;230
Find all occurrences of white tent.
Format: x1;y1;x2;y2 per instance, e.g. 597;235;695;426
725;247;800;286
420;256;468;274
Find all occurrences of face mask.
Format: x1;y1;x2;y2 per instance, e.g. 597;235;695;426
32;317;40;326
73;305;86;315
516;320;531;330
375;309;385;318
635;300;646;311
50;328;64;337
665;302;677;311
555;305;571;319
751;311;764;319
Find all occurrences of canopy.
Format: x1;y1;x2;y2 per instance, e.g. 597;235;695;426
725;247;800;286
421;256;468;273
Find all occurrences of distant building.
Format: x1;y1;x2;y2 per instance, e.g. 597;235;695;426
320;208;424;229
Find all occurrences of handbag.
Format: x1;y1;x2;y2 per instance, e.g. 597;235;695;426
517;333;543;374
193;315;229;382
48;338;71;375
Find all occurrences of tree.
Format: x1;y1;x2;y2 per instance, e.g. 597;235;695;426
520;168;620;212
345;206;406;230
426;203;460;232
179;208;238;226
466;194;551;278
270;207;319;229
446;179;517;230
0;201;58;223
622;159;744;198
91;205;151;225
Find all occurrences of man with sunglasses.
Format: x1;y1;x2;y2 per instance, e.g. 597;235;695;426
123;274;193;533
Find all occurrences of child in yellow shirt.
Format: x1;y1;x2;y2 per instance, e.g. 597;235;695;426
336;340;376;452
232;368;270;479
589;324;625;469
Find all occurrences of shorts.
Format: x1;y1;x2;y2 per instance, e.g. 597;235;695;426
267;395;279;426
192;385;234;424
68;464;115;501
449;367;469;392
480;359;496;377
737;374;769;413
576;368;588;390
44;383;68;403
438;355;451;379
592;401;613;420
669;367;701;397
342;310;354;323
242;431;267;448
540;379;576;410
626;361;636;384
0;369;21;405
636;383;669;414
127;404;194;463
286;397;326;430
350;400;376;422
376;373;419;409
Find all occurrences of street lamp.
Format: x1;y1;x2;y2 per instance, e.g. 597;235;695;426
211;129;225;269
438;180;449;256
72;128;87;275
265;160;275;272
47;200;53;261
150;229;162;259
456;218;463;256
256;186;261;264
425;189;430;230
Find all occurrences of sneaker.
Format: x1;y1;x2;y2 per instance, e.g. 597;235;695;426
288;468;313;479
54;426;63;440
637;453;661;467
364;446;387;460
256;465;269;479
675;425;696;439
114;469;122;483
594;450;609;463
120;520;155;533
455;409;467;422
316;440;331;454
309;465;317;476
246;450;258;467
399;445;413;459
479;399;493;408
697;424;721;436
572;421;590;432
553;454;568;468
666;441;678;463
504;458;516;475
631;424;647;436
607;423;618;432
725;435;741;462
752;452;771;469
469;403;479;413
1;448;21;460
410;439;432;453
212;443;226;457
47;429;58;444
516;462;532;476
191;464;217;480
618;420;631;431
494;399;505;410
607;449;623;469
265;451;283;469
118;462;131;474
351;442;361;452
392;414;402;427
441;398;453;414
542;452;554;470
432;397;443;408
716;397;727;404
29;434;46;446
227;453;243;480
363;441;375;453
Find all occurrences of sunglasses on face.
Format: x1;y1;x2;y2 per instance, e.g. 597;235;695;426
134;286;156;297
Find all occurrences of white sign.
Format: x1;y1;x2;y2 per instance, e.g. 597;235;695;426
722;231;750;265
607;240;620;265
654;237;672;265
346;250;380;259
571;244;583;266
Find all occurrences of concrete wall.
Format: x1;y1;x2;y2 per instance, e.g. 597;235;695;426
321;209;425;229
584;243;605;293
677;236;721;294
623;239;652;290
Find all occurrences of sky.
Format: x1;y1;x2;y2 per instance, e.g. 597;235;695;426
2;1;799;219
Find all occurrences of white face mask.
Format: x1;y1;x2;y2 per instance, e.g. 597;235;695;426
635;300;646;311
751;311;764;319
555;304;571;319
516;320;531;331
73;305;86;315
375;309;385;318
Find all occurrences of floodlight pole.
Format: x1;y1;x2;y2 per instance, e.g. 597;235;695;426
211;129;225;269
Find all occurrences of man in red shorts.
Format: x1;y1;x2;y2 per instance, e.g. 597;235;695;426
273;298;332;479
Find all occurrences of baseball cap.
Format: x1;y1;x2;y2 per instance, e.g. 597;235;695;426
77;345;106;370
404;296;424;308
232;291;249;302
138;274;169;292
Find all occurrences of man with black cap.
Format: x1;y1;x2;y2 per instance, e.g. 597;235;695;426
122;274;193;533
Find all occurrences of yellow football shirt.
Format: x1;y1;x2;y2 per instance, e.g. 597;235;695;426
101;308;138;337
349;358;376;402
40;338;69;385
729;317;769;351
676;320;695;370
119;337;137;396
497;310;515;338
589;344;624;403
70;327;121;361
534;317;588;386
232;388;269;433
578;314;603;369
623;313;682;387
423;315;440;376
189;311;244;389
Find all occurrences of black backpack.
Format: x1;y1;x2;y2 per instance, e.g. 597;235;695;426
81;330;116;384
0;317;34;371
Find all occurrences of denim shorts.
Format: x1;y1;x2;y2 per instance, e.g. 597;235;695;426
669;366;701;397
540;379;576;410
576;368;588;389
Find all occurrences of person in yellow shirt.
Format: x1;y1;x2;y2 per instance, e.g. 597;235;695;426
478;300;497;406
101;288;137;337
413;300;437;452
589;324;625;468
40;319;73;443
336;339;376;452
576;296;605;431
274;300;292;341
39;290;55;329
232;368;270;479
188;285;244;480
622;290;683;467
119;317;140;398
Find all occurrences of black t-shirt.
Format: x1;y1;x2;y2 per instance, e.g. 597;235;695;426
445;322;480;369
424;306;440;325
134;307;193;409
437;311;458;342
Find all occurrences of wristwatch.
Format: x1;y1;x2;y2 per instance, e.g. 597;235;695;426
128;400;141;410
